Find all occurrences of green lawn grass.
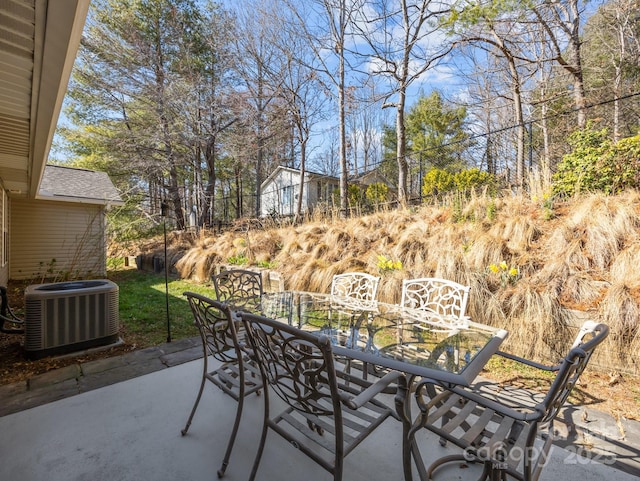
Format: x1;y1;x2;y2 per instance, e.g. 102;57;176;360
108;267;215;346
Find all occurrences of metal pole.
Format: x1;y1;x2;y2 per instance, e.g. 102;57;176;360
161;202;171;343
419;151;423;203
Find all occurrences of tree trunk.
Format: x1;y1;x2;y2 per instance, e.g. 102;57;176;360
296;137;307;222
339;43;348;216
202;134;217;226
395;86;408;206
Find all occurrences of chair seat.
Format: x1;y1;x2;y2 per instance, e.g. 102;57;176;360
269;385;395;472
207;355;262;401
418;387;540;478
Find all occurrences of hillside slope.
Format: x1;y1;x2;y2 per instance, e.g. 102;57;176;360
140;192;640;376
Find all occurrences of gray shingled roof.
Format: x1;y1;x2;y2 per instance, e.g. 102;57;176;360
38;165;124;205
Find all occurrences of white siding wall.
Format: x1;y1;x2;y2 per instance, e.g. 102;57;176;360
261;169;306;216
0;190;8;286
10;199;106;280
260;169;342;217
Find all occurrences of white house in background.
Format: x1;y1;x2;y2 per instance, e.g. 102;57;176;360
260;166;398;216
260;166;339;217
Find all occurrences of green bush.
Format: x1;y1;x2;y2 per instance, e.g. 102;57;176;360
365;182;389;204
422;167;496;197
422;168;455;196
454;168;497;195
553;123;640;196
347;184;365;207
608;134;640;190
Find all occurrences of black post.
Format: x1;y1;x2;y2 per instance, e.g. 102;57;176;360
161;202;171;343
419;151;423;203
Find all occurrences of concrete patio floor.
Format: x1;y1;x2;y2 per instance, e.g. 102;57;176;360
1;350;638;481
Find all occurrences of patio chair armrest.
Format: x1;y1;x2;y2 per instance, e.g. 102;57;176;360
495;350;560;372
415;379;545;423
341;370;403;410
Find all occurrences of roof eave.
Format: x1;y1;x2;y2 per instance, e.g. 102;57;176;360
28;0;91;198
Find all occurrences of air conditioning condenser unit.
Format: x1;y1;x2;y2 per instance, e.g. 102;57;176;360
24;280;119;359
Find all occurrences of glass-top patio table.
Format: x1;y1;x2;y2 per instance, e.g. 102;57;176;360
237;290;509;481
239;290;508;386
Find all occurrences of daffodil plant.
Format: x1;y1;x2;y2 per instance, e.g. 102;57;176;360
376;254;402;275
488;260;519;287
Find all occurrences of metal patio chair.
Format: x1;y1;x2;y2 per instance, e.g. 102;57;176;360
401;277;471;325
407;320;609;481
329;272;381;377
330;272;380;309
238;310;402;481
375;278;472;371
180;292;262;479
212;268;264;309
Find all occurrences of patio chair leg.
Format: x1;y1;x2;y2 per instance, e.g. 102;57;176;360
247;396;270;481
217;391;245;478
181;369;207;436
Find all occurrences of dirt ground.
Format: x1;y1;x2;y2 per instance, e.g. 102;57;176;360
1;281;637;421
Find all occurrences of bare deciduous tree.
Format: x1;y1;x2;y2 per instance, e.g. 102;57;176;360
352;0;452;205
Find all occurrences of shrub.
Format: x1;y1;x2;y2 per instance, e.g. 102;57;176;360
422;167;497;198
608;134;640;191
347;184;365;207
553;123;640;196
422;168;455;196
454;168;497;195
366;182;389;205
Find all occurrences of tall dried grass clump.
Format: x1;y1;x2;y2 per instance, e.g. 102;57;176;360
610;242;640;286
530;260;604;309
526;165;554;199
175;231;228;281
433;247;469;285
250;230;284;260
394;225;432;272
564;193;639;270
498;280;572;360
530;261;570;298
490;215;541;253
464;234;508;272
459;193;494;223
544;225;591;271
175;244;219;281
600;284;640;343
465;273;506;327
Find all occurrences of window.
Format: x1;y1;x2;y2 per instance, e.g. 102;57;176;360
282;185;292;206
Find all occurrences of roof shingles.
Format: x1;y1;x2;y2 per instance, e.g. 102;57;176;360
38;165;123;205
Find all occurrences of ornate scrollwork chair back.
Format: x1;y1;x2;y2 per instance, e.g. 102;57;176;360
239;311;401;481
330;272;380;307
212;269;264;308
401;277;470;320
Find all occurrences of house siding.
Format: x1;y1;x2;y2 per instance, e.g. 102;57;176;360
10;199;106;280
0;190;8;286
260;167;340;217
261;169;306;216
